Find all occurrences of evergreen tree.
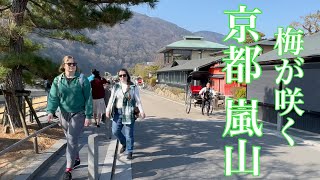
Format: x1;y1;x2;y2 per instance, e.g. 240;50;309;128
0;0;158;127
244;31;266;44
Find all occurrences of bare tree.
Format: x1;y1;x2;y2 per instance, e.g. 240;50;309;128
291;10;320;35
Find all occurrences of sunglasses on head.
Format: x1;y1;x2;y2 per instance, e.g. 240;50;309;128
118;74;127;78
65;63;77;66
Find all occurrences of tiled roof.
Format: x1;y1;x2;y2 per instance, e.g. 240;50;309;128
256;32;320;62
157;55;226;72
158;36;228;53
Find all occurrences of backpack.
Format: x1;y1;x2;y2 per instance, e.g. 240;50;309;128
46;83;51;89
204;88;211;100
57;73;84;88
45;80;51;89
56;73;85;97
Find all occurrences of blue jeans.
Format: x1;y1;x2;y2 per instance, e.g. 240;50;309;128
112;108;135;153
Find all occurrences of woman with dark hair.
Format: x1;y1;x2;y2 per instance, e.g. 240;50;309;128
91;70;107;127
106;68;145;160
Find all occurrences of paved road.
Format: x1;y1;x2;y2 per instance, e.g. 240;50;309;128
128;90;320;179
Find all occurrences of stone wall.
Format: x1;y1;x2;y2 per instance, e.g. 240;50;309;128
145;84;185;102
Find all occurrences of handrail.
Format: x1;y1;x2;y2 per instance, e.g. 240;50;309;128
0;121;59;156
31;101;47;106
0;99;47;116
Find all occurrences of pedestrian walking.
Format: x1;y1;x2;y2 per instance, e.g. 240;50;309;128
87;68;96;82
44;79;51;94
106;68;145;160
101;80;111;122
47;55;93;180
102;80;112;138
90;70;107;127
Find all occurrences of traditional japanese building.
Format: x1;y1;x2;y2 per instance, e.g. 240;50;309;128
247;32;320;133
157;56;225;88
157;37;277;96
245;38;276;54
157;36;228;88
158;36;228;65
208;39;276;96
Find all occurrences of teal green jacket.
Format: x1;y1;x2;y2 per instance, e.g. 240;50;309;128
47;72;93;119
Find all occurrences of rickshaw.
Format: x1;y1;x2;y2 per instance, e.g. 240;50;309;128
135;76;145;88
185;71;215;115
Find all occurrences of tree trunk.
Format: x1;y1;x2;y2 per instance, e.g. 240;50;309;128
4;0;28;128
5;68;24;127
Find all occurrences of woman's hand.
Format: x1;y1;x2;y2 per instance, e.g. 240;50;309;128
84;119;91;126
48;113;53;123
106;111;110;118
139;112;146;119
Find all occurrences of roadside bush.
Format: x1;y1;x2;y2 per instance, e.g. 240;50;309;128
143;77;149;84
169;87;185;95
231;87;246;99
149;84;185;101
149;77;157;87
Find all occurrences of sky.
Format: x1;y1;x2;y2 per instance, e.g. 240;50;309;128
132;0;320;38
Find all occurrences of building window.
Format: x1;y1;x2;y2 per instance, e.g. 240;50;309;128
172;49;192;60
175;72;178;83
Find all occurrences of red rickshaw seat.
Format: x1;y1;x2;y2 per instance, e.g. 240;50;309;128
190;85;202;94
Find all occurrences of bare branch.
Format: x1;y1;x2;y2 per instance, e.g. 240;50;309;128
0;5;11;12
83;0;157;7
25;8;37;28
291;10;320;35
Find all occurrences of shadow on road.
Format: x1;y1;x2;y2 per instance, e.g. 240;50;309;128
132;118;320;179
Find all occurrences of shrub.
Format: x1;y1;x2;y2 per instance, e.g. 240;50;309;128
169;87;184;95
231;87;246;99
149;77;157;87
143;77;149;84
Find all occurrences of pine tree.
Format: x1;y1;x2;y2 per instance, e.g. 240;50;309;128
0;0;158;127
244;31;266;44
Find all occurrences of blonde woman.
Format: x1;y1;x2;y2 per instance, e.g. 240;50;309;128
47;55;93;180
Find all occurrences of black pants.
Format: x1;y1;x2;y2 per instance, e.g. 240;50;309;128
202;97;218;109
202;98;209;108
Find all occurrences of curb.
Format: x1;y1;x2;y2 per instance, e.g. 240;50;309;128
112;146;133;180
262;123;320;149
14;139;67;180
99;137;118;180
263;128;320;149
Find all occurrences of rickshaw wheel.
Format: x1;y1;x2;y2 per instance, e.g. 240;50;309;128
185;93;191;114
210;99;214;115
